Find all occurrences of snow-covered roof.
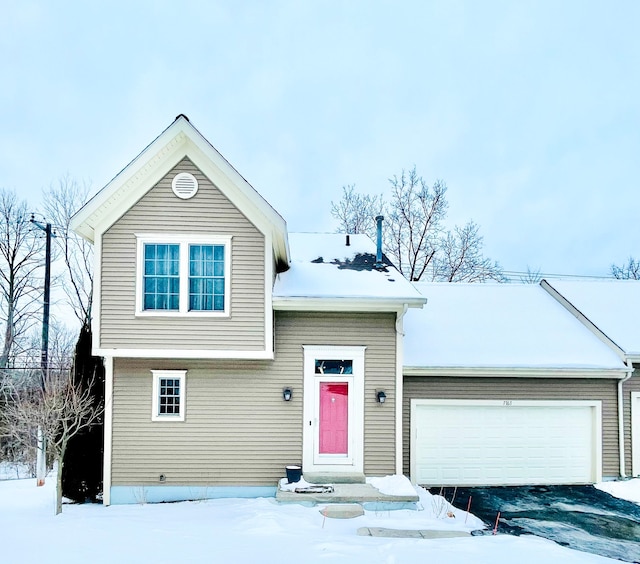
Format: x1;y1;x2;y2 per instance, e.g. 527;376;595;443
403;282;627;372
544;279;640;360
273;233;426;309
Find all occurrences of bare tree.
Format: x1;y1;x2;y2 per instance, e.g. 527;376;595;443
43;175;94;326
386;169;448;281
611;257;640;280
435;221;506;282
0;189;44;368
330;185;384;240
330;167;504;282
1;367;103;514
519;266;543;284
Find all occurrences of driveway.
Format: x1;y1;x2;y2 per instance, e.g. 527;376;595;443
438;485;640;563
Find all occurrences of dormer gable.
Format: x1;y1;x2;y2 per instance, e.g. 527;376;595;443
71;114;289;271
71;116;290;359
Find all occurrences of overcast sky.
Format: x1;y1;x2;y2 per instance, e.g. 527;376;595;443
2;0;639;278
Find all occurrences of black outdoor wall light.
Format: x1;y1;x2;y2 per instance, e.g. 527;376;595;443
376;390;387;403
283;387;293;401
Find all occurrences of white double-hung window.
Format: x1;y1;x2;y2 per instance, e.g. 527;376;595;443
136;234;231;316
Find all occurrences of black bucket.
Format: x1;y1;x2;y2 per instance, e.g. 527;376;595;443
285;465;302;483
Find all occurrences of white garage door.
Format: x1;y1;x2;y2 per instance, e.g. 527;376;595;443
411;400;601;486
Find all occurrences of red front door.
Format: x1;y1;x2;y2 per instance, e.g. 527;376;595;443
319;382;349;454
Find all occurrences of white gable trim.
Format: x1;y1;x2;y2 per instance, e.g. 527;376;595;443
541;279;629;363
71;116;289;266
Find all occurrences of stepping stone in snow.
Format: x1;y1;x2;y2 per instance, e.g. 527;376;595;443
358;527;470;538
320;504;364;519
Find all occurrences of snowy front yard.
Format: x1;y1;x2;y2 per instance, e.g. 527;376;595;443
1;474;635;563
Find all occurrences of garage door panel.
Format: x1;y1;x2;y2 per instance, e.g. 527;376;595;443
412;401;600;486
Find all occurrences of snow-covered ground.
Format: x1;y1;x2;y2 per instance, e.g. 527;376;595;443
596;478;640;504
1;472;635;564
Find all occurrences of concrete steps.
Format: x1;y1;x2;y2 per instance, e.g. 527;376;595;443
276;482;419;511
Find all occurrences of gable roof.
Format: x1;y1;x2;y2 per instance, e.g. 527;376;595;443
70;115;289;267
403;282;627;375
273;233;426;311
542;279;640;362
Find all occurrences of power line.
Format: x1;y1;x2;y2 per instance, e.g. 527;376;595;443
502;270;615;281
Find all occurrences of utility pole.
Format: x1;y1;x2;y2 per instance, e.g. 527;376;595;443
30;215;53;487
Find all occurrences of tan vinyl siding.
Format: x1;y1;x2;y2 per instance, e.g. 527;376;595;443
623;368;640;475
403;376;621;479
100;158;265;351
111;311;396;486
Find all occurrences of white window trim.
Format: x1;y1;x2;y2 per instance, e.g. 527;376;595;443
151;370;187;422
135;233;232;317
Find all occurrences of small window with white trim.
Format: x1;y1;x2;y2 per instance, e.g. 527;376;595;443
136;234;231;316
152;370;186;421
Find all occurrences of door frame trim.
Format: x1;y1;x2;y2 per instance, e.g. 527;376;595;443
302;345;365;475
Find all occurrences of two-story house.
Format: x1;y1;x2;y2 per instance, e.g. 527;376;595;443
72;115;640;505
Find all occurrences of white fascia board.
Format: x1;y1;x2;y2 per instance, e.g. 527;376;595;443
273;296;426;312
91;232;103;353
403;366;630;379
626;354;640;364
263;233;275;356
93;348;275;360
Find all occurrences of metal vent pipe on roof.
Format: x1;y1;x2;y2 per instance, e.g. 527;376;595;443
375;215;384;269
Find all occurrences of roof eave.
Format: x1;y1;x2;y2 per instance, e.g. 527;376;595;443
403;366;629;378
273;296;426;312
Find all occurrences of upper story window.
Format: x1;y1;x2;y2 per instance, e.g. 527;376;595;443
144;243;180;310
136;234;231;316
189;244;225;311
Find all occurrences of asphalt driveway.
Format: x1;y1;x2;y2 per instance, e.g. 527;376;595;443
435;485;640;563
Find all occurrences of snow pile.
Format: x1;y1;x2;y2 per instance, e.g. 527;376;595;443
278;476;318;491
596;478;640;504
367;474;416;496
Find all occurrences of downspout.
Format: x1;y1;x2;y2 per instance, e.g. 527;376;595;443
618;360;634;478
395;304;408;476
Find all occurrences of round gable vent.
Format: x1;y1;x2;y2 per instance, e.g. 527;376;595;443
171;173;199;199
